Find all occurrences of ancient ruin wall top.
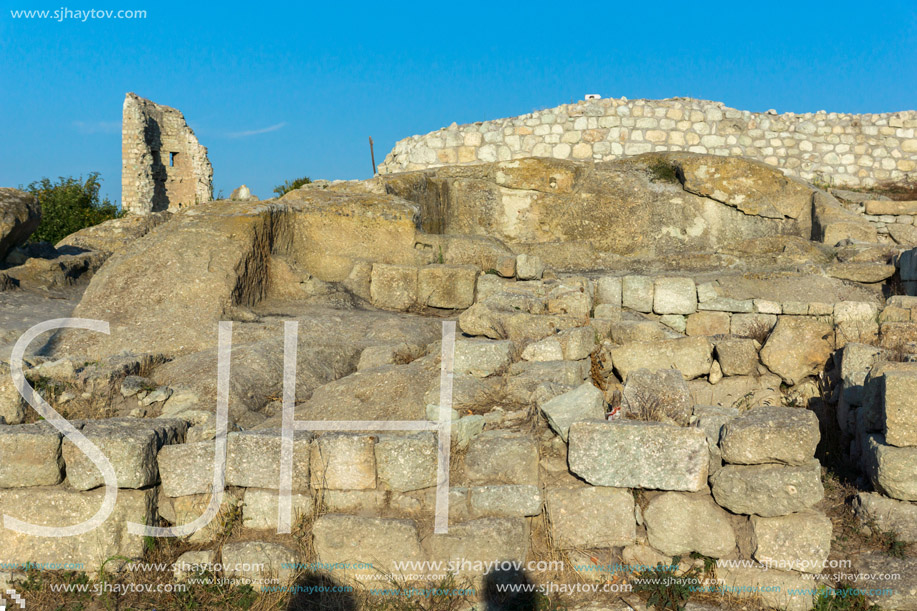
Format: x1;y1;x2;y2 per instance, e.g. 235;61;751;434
378;97;917;189
121;93;213;215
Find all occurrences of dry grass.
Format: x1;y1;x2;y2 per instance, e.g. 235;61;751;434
622;387;669;422
740;319;773;345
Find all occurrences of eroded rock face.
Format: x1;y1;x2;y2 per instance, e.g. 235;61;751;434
0;188;41;261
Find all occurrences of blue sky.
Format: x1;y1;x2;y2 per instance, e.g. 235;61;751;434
1;1;915;205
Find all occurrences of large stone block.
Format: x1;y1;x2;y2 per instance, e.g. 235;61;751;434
719;406;820;466
686;311;731;336
159;489;243;543
417;264;478;309
863;434;917;501
622;275;654;312
853;492;917;543
0;363;26;425
242;488;313;530
539;382;605;441
882;369;917;447
710;460;824;517
63;418;187;490
716;565;815;611
595;276;622;307
311;434;376;490
643;492;736;558
0;423;65;487
221;540;300;584
622;368;693;425
226;430;312;491
468;485;542;518
313;514;424;577
568;421;708;491
158;441;217;497
427;518;528;568
853;553;917;611
0;487;155;572
760;316;834;385
546;486;635;549
714;338;759;376
453;339;513;377
464;431;538;485
653;277;697;315
693;404;739;476
370;263;417;311
751;510;832;573
374;432;437;492
611;336;713;380
515;254;544;280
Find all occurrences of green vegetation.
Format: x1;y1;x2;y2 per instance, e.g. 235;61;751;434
812;584;881;611
22;173;121;245
273;176;312;197
631;558;703;611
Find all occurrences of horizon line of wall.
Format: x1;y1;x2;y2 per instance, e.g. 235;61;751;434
378;97;917;188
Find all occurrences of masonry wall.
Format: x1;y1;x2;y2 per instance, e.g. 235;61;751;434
378;97;917;188
121;93;213;215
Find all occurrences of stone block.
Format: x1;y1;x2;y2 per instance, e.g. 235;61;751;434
374;432;437;492
716;565;814;611
686;311;731;336
0;423;64;487
612;336;713;380
427;518;529;570
863;434;917;501
417;264;478;309
719;406;820;466
710;460;824;517
653;277;697;315
226;430;312;491
453;339;513;377
853;553;917;611
751;510;832;573
468;485;542;518
622;275;654;312
882;370;917;447
730;313;777;338
854;492;917;542
644;492;736;557
370;263;417;311
221;541;300;583
158;441;217;497
158;489;243;543
714;338;759;376
622;368;693;425
242;488;313;530
539;382;605;441
595;276;622;307
692;405;739;476
515;254;544;280
546;486;635;549
311;434;376;490
568;421;708;491
314;515;425;578
760;316;834;385
464;431;538;485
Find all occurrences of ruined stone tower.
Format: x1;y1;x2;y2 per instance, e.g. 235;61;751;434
121;93;213;214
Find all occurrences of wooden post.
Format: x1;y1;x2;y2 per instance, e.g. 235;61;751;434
369;137;376;175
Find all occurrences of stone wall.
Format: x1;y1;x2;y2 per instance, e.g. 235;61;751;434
121;93;213;215
378;97;917;189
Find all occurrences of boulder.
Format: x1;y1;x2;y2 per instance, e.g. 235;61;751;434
0;423;65;487
710;460;824;517
643;492;736;557
751;510;832;573
760;316;834;385
719;406;820;466
862;434;917;501
612;337;714;381
539;382;605;441
545;486;635;549
568;421;708;491
0;188;40;261
714;338;759;376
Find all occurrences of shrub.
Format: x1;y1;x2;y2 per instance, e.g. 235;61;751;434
273;176;312;197
22;173;121;245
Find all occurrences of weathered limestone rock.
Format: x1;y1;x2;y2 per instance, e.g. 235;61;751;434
719;406;820;466
453;339;513;377
812;191;878;245
751;510;832;573
374;432;437;492
853;553;917;610
226;430;312;491
760;316;834;385
521;336;564;361
863;434;917;501
158;441;217;497
710;460;824;517
653;277;697;315
230;185;258;201
692;404;739;476
122;93;212;215
0;188;41;260
854;492;917;542
568;421;708;491
63;418;187;490
730;312;776;338
0;487;155;573
0;363;26;425
221;541;299;583
834;301;879;347
612;337;713;380
459;302;582;343
417;264;478;309
313;514;424;577
242;488;312;530
464;431;538;485
56;211;171;257
686;311;731;337
468;485;542;518
356;342;423;370
427;518;529;568
714;338;759;376
716;565;815;611
515;254;544;280
882;369;917;447
546;486;635;548
595;276;622;307
643;492;736;557
622;275;654;312
310;434;376;490
173;550;217;581
622;368;693;425
539;382;604;441
0;423;64;487
370;263;417;311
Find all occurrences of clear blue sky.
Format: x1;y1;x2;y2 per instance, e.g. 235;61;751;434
1;1;915;205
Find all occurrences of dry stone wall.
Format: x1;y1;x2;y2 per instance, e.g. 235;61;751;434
379;97;917;189
121;93;213;215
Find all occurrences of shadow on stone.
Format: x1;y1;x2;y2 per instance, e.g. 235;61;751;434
482;565;536;611
286;572;358;611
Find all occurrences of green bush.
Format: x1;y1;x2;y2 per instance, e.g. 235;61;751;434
22;173;121;245
273;176;312;197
